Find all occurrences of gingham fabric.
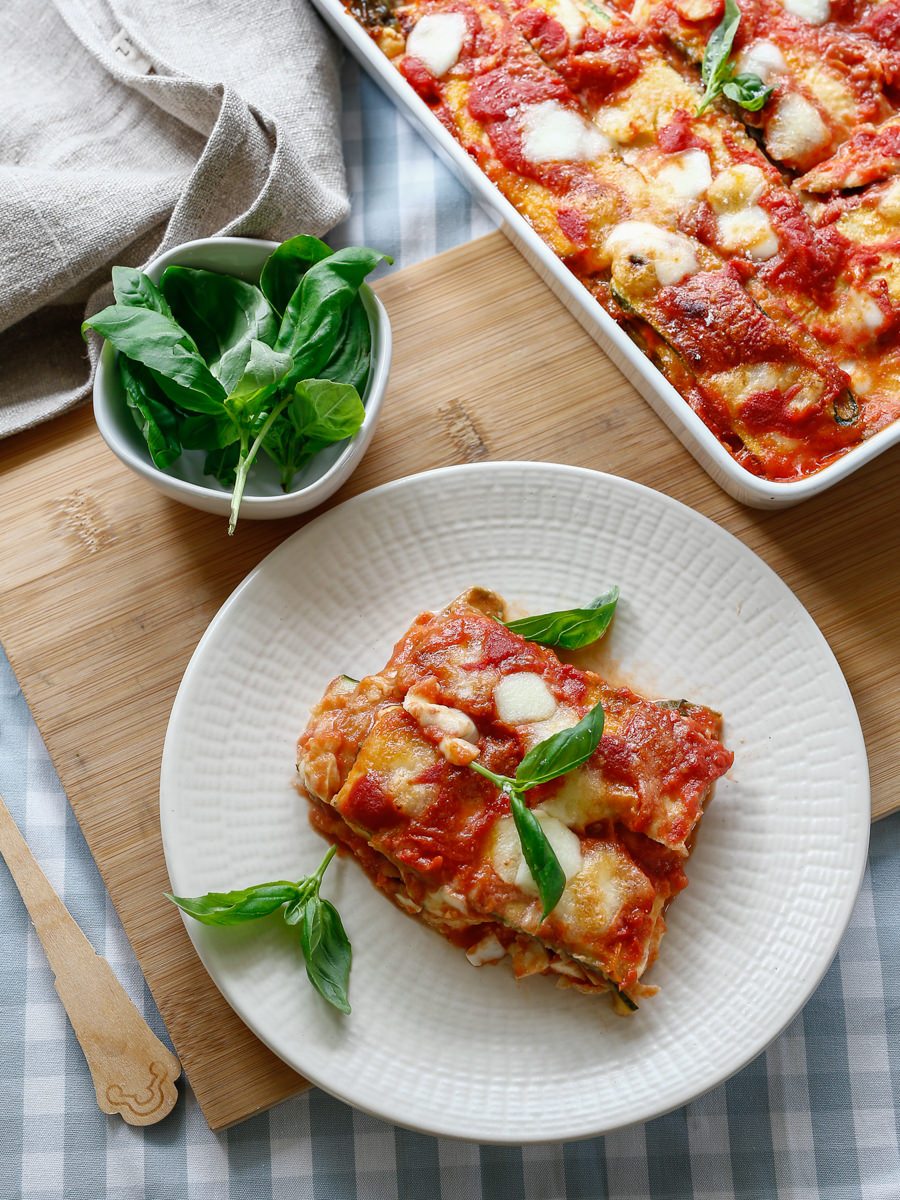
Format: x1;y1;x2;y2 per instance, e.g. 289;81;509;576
1;56;899;1200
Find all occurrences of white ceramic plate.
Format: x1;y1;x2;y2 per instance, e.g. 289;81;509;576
160;462;870;1142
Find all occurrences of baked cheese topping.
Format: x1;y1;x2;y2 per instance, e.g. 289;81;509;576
604;222;699;286
406;13;467;76
519;101;611;163
766;94;831;166
493;672;558;723
778;0;830;24
734;39;789;84
654;149;712;201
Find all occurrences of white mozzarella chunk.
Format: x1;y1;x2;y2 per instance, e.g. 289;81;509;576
735;39;788;84
515;814;583;895
494;673;558;724
707;163;768;209
655;148;712;200
565;844;628;928
604;221;699;286
424;885;469;915
707;164;779;260
551;0;586;42
716;207;780;259
780;0;830;24
520;100;611;163
466;933;507;966
490;812;584;897
839;361;873;396
490;815;524;885
406;13;467;78
540;765;606;830
841;290;889;338
403;689;478;742
766;93;831;164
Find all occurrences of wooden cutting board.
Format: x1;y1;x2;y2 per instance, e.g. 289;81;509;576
2;230;899;1132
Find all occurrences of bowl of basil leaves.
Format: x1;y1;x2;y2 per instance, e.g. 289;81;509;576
88;235;392;533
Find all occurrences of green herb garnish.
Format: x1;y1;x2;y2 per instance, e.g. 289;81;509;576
166;843;351;1013
504;588;619;649
470;698;605;919
696;0;773;116
84;236;390;534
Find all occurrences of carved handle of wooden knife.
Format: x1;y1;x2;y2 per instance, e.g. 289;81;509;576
0;792;181;1125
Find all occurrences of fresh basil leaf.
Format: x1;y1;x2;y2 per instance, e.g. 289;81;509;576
504;588;619;649
509;792;566;921
224;340;293;422
275;246;389;384
166;882;300;925
203;442;241;487
259;234;336;317
111;266;175;319
515;698;605;790
697;0;743;115
180;412;239;452
319;296;372;394
287;379;366;442
83;304;227;414
300;895;352;1014
118;355;182;469
161;267;280;393
262;379;365;490
723;72;774;110
702;0;741;89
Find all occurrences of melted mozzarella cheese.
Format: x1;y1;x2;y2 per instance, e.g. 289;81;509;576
735;39;788;84
423;885;469;915
655;149;712;201
707;164;779;260
520;101;611;163
562;844;629;929
707;163;767;209
403;689;477;741
490;813;583;895
766;93;830;164
604;221;699;286
841;289;889;339
550;0;586;43
780;0;830;23
516;813;583;894
494;673;558;724
406;13;467;77
716;208;779;259
466;933;507;965
540;766;609;830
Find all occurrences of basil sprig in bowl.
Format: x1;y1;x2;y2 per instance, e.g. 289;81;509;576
90;236;392;530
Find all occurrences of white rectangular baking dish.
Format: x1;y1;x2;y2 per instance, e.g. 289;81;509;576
312;0;898;508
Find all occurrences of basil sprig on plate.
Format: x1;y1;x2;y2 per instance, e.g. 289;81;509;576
696;0;773;116
84;236;389;534
166;843;352;1013
503;587;619;649
470;698;605;920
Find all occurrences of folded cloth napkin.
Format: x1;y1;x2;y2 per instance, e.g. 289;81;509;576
0;0;349;437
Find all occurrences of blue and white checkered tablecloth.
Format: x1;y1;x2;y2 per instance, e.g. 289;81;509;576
2;55;899;1200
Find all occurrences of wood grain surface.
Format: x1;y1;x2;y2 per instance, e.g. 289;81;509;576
1;230;898;1131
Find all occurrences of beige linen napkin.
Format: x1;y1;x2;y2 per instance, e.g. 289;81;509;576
0;0;349;437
